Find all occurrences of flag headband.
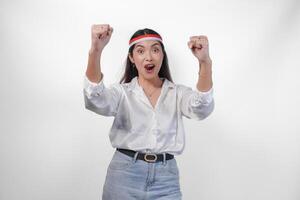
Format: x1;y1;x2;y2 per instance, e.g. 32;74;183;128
129;34;163;48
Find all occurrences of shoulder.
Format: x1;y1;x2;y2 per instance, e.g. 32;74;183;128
163;78;188;90
172;82;192;92
119;82;131;92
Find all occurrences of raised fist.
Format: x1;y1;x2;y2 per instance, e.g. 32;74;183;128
90;24;113;53
188;35;210;63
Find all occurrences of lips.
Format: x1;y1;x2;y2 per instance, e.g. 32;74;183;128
144;64;155;70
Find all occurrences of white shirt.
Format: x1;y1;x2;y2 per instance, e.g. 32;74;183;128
83;75;214;156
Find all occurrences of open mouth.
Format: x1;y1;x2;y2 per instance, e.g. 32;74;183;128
144;64;155;73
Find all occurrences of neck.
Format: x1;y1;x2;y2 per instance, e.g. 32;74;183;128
137;76;163;89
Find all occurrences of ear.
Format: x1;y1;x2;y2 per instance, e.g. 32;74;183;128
128;53;134;64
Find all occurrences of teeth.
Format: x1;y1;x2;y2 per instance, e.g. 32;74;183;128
145;64;154;68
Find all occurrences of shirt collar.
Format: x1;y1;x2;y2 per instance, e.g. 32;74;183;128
127;76;175;92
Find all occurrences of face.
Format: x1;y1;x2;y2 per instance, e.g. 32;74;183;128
129;40;164;80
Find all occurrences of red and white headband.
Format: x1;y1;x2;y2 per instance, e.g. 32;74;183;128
129;34;163;48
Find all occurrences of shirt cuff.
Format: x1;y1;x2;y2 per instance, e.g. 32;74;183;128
83;74;105;97
191;87;214;106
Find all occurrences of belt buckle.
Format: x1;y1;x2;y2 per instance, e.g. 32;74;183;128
144;153;157;163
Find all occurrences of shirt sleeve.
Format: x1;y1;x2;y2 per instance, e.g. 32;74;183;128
83;74;122;116
179;85;215;120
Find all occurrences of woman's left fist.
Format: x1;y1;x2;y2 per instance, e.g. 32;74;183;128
188;35;211;63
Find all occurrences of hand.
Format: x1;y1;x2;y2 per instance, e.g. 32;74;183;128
187;35;211;64
90;24;113;53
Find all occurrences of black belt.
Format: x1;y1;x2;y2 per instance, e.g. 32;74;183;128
117;148;174;163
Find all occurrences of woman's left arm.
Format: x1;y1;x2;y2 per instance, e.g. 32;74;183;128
179;35;214;120
197;59;213;92
187;35;213;92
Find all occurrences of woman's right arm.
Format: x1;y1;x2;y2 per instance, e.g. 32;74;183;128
86;24;113;82
86;49;102;83
83;24;122;117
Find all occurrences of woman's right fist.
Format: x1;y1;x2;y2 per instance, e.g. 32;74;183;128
90;24;113;53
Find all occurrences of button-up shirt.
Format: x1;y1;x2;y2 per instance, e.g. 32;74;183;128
83;75;214;156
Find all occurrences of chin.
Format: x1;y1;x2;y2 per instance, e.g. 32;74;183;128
142;73;158;80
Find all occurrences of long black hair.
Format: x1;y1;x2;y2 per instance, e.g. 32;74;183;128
119;28;173;84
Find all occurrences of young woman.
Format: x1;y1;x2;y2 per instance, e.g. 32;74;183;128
84;24;214;200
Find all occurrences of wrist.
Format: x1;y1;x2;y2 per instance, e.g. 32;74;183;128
198;59;212;74
198;71;212;77
198;58;212;66
89;47;103;56
198;66;212;76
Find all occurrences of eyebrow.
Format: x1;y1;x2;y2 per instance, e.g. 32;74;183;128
135;43;160;48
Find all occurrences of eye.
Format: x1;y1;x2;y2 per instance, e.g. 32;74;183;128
153;48;160;53
137;49;144;54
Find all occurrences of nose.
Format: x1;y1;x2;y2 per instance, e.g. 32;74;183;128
145;50;153;61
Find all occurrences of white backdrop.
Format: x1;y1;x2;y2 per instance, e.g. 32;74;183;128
1;0;300;199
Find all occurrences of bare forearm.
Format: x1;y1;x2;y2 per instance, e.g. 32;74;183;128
196;59;213;92
85;49;103;83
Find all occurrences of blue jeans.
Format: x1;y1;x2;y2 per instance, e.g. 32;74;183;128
102;149;182;200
